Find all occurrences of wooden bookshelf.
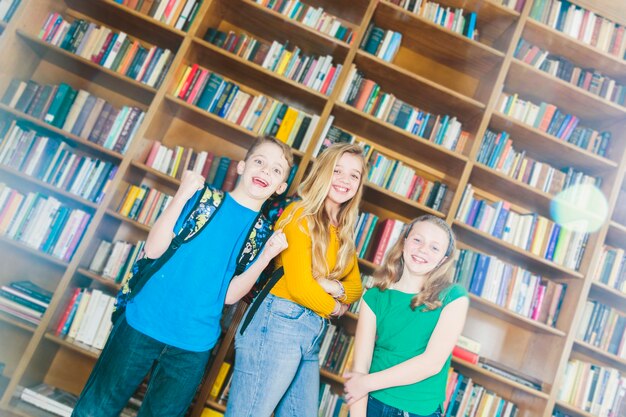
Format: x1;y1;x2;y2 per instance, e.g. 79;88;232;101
0;1;624;417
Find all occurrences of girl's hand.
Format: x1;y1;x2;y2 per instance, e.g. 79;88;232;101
343;371;371;405
260;229;288;261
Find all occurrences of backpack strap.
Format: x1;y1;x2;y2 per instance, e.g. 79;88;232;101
239;266;284;335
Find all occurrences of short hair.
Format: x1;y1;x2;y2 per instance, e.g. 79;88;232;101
244;136;294;174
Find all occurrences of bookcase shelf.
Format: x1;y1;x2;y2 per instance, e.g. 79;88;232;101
554;400;597;417
507;59;626;120
206;399;226;413
353;51;486;121
453;221;585;280
489;112;618;173
522;19;626;83
363;181;446;220
0;235;69;268
0;165;99;210
606;220;626;247
0;105;125;162
75;268;121;292
0;312;36;333
43;333;100;360
588;282;626;313
129;161;182;188
238;0;353;50
332;103;469;172
105;210;152;233
374;1;506;80
16;31;158;106
319;368;344;384
572;340;626;372
467;294;566;336
8;399;57;417
450;357;550;400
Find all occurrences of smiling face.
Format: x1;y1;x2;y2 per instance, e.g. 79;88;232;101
402;220;450;277
325;152;363;208
237;141;290;202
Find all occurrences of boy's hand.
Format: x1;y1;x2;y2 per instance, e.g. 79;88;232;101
177;170;205;201
261;229;288;261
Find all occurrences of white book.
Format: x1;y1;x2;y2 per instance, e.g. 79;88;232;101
147;49;172;87
311;115;334;156
153;0;170;21
6;192;36;239
103;32;128;69
62;90;90;132
89;240;112;273
377;30;394;59
175;0;197;30
23;136;49;176
82;293;111;347
75;289;103;344
92;297;115;349
68;290;91;339
298;114;320;152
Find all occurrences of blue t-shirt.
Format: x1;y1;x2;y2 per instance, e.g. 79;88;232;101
126;193;258;352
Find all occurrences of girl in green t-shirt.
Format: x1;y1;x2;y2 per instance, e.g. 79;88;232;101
344;215;469;417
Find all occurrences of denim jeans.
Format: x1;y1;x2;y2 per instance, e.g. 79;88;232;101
225;294;327;417
71;314;211;417
367;395;443;417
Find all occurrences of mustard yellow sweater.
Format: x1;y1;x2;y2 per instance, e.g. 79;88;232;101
271;203;363;318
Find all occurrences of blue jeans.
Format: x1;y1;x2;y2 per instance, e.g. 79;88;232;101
71;315;211;417
225;294;327;417
367;395;443;417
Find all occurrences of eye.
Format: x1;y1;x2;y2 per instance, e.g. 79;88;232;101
334;169;340;174
254;158;263;164
432;246;440;253
273;168;282;175
351;174;360;180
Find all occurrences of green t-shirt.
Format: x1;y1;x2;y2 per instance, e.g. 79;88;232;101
363;284;468;415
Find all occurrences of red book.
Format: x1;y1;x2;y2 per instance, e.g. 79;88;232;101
55;288;81;335
178;63;199;99
538;104;557;132
452;345;479;364
320;65;336;95
354;79;376;112
201;152;215;179
221;159;240;192
372;219;395;265
144;141;162;167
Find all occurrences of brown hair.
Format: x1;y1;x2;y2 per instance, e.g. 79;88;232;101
373;215;457;311
245;136;294;176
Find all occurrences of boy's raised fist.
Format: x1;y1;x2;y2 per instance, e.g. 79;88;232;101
178;170;205;200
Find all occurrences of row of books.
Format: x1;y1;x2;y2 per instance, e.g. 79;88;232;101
453;248;566;327
208;361;232;405
360;24;402;63
392;1;478;41
319;383;348;417
456;185;589;270
593;245;626;293
577;300;626;358
173;65;320;151
451;334;481;365
339;65;470;153
355;214;406;265
116;183;173;227
20;383;77;417
514;38;626;106
114;0;202;31
251;0;354;44
444;369;520;417
202;28;342;95
89;240;146;284
498;0;525;12
320;325;354;376
497;92;611;157
0;0;20;23
0;123;118;204
0;280;51;325
363;145;448;210
2;79;145;154
38;14;173;88
347;273;374;314
558;359;625;417
0;186;91;261
529;0;626;59
477;128;600;196
54;288;115;350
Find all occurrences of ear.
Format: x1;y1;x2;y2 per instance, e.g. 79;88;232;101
275;181;288;196
237;160;245;175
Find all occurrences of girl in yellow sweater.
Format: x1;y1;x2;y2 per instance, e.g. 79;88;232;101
225;143;366;417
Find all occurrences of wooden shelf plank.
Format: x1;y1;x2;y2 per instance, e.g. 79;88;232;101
76;268;122;291
554;400;597;417
16;31;157;106
205;400;227;413
363;181;446;219
489;112;618;174
606;221;626;249
588;281;626;313
0;165;99;210
0;235;69;268
468;294;566;336
523;19;626;84
376;1;506;78
451;357;550;399
43;332;101;359
319;368;344;384
0;311;37;333
105;209;152;233
354;50;486;122
572;340;626;372
507;59;626;122
453;221;585;280
0;104;125;161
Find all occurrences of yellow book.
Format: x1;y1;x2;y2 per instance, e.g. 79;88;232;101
275;107;299;142
119;185;141;217
515;158;528;182
506;93;518;116
209;362;231;400
275;50;292;75
530;216;549;256
200;408;224;417
170;146;184;177
173;65;192;97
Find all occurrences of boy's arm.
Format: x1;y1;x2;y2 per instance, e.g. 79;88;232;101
345;300;377;417
143;171;204;259
224;230;287;304
344;297;469;405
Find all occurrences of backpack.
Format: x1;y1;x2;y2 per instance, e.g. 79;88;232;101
111;185;278;323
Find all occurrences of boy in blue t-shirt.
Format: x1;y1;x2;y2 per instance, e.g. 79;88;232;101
72;137;293;417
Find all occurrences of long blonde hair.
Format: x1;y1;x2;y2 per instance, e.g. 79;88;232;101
374;215;457;310
278;143;366;280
